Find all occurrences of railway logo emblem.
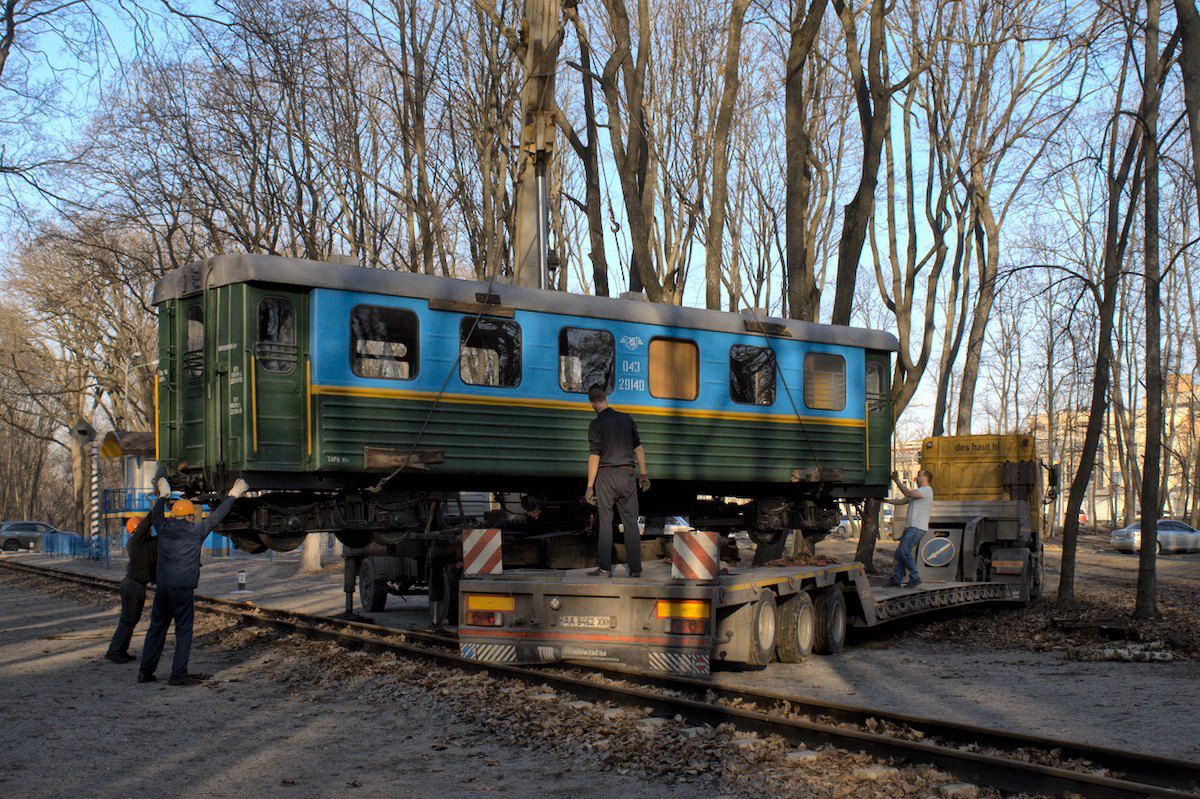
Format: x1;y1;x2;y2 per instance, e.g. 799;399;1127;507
920;536;956;567
619;335;644;351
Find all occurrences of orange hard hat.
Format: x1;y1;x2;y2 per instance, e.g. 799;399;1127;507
170;498;197;518
125;515;144;534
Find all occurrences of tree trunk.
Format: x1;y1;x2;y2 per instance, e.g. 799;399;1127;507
578;19;609;297
1178;0;1200;207
954;200;999;434
1136;0;1163;620
1057;90;1144;608
854;497;882;573
298;534;323;574
830;0;888;326
703;0;751;310
784;0;829;321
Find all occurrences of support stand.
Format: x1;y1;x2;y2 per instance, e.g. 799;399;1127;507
336;555;373;624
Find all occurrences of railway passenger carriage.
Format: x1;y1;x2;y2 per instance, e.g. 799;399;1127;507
153;255;897;554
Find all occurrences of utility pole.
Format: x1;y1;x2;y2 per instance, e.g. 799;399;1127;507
511;0;565;290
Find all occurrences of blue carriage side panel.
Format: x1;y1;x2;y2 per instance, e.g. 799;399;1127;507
307;287;870;484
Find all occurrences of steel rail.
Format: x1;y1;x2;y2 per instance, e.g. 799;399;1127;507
4;558;1197;798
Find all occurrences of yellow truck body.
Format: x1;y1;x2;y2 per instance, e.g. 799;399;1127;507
918;434;1044;536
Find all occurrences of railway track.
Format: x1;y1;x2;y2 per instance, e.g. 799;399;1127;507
4;557;1198;799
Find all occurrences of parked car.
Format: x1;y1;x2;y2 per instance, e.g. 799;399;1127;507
0;521;63;551
628;515;691;536
830;514;862;538
1109;519;1200;554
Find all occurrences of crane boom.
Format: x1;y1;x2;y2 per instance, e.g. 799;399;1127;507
512;0;564;289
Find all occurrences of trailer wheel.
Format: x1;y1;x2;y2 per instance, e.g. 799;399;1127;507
813;586;846;655
358;560;388;612
747;592;778;666
775;592;815;663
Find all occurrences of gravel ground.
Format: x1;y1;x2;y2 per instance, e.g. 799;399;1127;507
6;528;1199;764
0;570;994;799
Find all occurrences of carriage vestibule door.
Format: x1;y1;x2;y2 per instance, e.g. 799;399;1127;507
246;288;309;470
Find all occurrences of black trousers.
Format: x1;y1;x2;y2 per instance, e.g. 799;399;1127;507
596;467;641;573
106;578;147;657
139;586;195;680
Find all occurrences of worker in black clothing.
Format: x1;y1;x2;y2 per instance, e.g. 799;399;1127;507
138;475;248;686
104;500;166;663
584;385;651;578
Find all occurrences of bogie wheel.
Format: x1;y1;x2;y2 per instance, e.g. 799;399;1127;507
358;560;388;612
776;591;815;663
230;534;268;555
2;538;19;552
747;592;778;666
813;586;847;655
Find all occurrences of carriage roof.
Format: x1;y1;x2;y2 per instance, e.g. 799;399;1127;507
153;254;899;352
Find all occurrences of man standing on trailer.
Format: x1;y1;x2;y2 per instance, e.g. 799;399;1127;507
584;385;651;578
883;470;934;588
104;501;166;664
138;475;248;685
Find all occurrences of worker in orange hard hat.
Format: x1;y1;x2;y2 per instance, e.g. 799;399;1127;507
139;472;248;686
105;499;166;664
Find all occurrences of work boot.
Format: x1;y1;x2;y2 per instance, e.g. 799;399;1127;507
105;653;137;664
906;579;922;588
137;672;157;683
167;672;210;686
628;571;642;578
587;568;611;578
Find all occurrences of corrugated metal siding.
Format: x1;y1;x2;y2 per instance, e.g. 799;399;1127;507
315;395;868;485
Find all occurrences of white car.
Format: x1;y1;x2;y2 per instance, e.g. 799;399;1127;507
629;515;690;536
1110;520;1200;554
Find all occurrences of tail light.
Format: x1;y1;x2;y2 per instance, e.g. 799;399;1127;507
657;600;710;635
668;618;708;635
465;610;504;627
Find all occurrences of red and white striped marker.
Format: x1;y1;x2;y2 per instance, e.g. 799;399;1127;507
462;528;503;575
671;530;720;580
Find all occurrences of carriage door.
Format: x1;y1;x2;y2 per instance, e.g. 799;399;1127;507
865;353;892;483
249;289;309;470
178;298;208;467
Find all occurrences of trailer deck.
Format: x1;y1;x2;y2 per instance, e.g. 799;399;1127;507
459;558;1016;676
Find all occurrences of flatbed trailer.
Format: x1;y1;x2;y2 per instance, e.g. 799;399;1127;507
458;560;1016;677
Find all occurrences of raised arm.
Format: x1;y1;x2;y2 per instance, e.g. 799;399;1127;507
198;496;235;536
139;496;168;542
198;479;249;536
891;472;923;500
151;476;171;529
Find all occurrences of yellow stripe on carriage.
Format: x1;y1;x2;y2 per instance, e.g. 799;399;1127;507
310;384;867;428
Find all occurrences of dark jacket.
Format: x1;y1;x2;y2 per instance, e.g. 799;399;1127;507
150;495;236;589
126;496;166;585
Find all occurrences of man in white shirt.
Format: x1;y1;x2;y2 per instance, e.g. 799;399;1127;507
883;470;934;588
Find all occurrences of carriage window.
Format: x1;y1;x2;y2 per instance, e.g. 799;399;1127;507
184;305;204;380
866;360;888;414
804;352;846;410
257;298;296;374
351;305;419;380
865;360;885;396
729;345;776;405
559;328;615;393
649;338;698;400
460;317;521;387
